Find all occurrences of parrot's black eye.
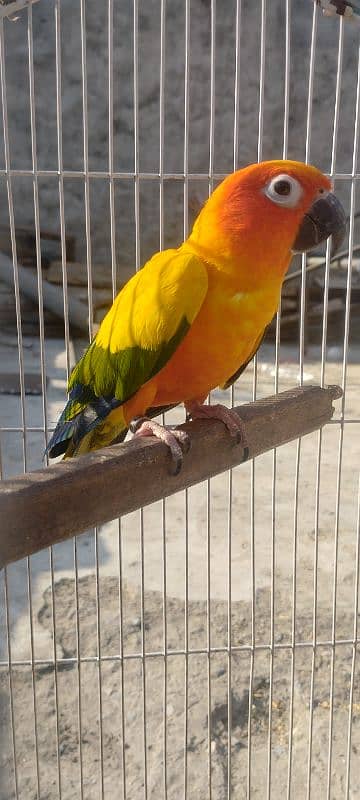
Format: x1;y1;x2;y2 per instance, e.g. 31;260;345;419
263;173;303;208
273;179;291;196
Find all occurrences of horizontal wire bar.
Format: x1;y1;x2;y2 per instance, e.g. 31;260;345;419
327;418;360;424
1;636;359;669
0;168;359;181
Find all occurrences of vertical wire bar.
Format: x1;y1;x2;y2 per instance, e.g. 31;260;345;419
247;384;258;800
300;3;318;384
247;401;256;798
24;568;41;798
306;19;344;799
286;437;301;800
27;4;48;448
62;2;85;775
80;1;105;794
133;5;148;798
183;0;190;246
267;6;279;785
226;5;242;795
345;475;360;799
206;472;212;800
26;8;46;795
267;395;277;800
159;3;168;797
139;505;148;800
41;550;61;800
267;330;278;800
73;537;84;799
133;0;140;273
161;492;168;800
227;467;233;800
108;5;126;794
117;518;127;800
248;4;267;786
258;3;269;798
3;568;19;799
289;7;319;798
183;491;189;800
108;0;117;299
48;557;62;796
94;526;105;799
0;20;27;470
207;4;216;797
108;6;126;794
233;0;241;172
53;6;73;797
305;433;321;800
282;0;291;161
304;4;318;166
326;41;360;800
257;0;266;164
289;12;317;799
281;6;300;798
159;0;165;254
292;8;318;800
183;3;190;796
0;15;29;799
80;0;93;339
108;3;126;795
320;17;343;388
54;0;71;380
208;0;216;190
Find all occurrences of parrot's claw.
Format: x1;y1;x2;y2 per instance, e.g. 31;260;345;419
186;402;248;449
130;417;190;475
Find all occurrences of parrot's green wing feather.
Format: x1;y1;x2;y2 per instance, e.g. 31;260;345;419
69;248;208;403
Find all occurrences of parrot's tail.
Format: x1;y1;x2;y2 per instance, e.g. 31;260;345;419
46;391;127;459
46;417;77;458
47;392;180;460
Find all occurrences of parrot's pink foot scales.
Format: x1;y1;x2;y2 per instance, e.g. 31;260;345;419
130;417;190;475
186;401;248;449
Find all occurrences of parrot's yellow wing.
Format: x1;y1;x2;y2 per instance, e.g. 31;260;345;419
71;249;208;398
47;249;208;457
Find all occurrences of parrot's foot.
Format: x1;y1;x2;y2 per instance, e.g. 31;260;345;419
186;401;248;448
130;417;190;475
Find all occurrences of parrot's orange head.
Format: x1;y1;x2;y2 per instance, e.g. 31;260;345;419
187;160;346;289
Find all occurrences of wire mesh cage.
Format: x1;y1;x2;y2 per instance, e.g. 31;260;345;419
0;0;360;798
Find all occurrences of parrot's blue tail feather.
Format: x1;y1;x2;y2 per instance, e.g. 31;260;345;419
46;420;76;458
46;384;124;459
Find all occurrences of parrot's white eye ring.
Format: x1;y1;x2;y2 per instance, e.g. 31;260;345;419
263;174;303;208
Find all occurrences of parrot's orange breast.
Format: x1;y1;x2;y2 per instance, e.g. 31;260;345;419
152;261;284;405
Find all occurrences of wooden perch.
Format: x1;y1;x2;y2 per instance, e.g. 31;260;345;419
0;384;342;569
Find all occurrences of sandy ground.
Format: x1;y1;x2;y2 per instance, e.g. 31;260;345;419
0;335;360;798
1;577;360;800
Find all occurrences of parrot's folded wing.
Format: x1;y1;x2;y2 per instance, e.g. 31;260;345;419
47;249;208;457
69;249;208;402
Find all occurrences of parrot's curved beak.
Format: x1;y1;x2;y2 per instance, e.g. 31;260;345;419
292;192;347;256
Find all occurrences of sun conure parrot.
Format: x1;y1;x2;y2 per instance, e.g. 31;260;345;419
47;160;346;472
